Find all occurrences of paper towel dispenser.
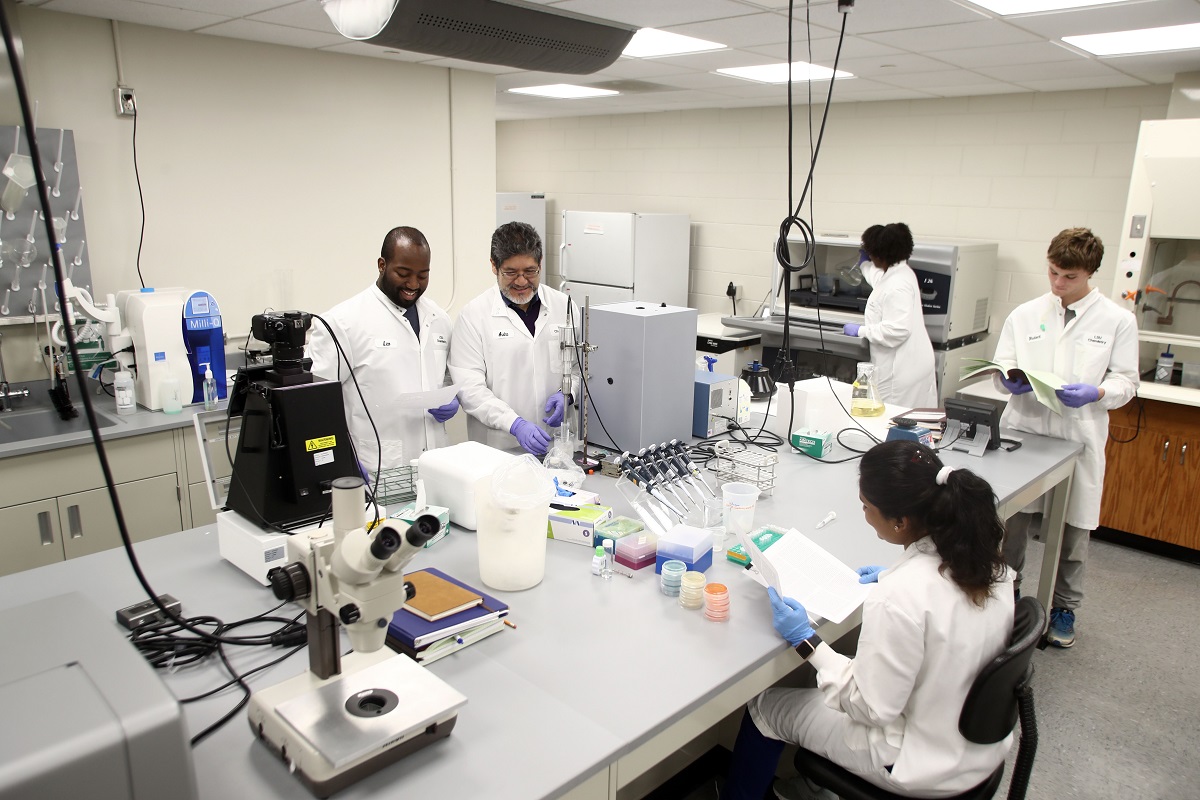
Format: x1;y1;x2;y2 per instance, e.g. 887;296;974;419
323;0;636;75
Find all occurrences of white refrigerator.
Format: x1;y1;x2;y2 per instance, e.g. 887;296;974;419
559;211;690;307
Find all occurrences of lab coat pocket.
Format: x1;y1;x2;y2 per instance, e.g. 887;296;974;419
1072;340;1111;384
429;342;449;381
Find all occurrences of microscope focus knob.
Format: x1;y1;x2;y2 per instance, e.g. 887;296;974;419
268;562;310;602
339;604;361;625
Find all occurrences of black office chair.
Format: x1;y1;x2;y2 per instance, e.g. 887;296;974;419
793;596;1045;800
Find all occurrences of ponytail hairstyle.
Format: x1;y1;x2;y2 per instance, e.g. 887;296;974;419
859;440;1006;606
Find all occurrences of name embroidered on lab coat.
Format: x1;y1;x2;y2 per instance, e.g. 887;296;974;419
1025;332;1045;343
1085;334;1111;346
434;334;448;345
374;338;395;348
495;330;511;339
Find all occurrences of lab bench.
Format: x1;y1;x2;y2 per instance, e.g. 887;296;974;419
0;395;1080;800
0;384;228;577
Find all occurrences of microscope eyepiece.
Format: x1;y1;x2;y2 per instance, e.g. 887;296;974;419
406;514;442;546
369;526;403;560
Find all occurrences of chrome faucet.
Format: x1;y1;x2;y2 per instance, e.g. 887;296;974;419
0;333;31;411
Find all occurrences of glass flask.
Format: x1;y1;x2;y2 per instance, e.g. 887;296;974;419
850;362;885;417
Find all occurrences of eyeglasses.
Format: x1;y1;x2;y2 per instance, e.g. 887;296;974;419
499;267;541;281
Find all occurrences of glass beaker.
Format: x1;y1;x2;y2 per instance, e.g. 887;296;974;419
850;362;885;417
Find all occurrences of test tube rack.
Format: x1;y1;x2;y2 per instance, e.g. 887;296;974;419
375;465;418;506
710;443;778;497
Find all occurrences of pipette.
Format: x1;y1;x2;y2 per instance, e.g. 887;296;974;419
815;511;837;529
620;454;685;520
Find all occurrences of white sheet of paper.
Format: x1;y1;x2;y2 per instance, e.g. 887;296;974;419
392;384;459;410
744;528;870;624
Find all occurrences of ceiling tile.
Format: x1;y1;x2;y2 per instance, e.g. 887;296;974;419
998;0;1200;38
122;0;280;14
41;0;225;30
794;0;988;34
876;69;1015;89
549;0;757;29
930;41;1084;68
247;2;339;34
974;58;1130;82
659;12;793;48
1014;75;1148;91
866;19;1043;51
196;19;348;49
838;52;966;76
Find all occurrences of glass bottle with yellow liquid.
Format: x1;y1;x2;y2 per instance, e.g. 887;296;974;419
850;362;885;417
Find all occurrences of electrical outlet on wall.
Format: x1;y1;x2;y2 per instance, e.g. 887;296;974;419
115;86;137;117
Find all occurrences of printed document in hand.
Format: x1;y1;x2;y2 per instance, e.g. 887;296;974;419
392;384;459;410
958;359;1066;415
740;528;870;623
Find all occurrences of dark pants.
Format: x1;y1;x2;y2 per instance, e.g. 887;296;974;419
723;709;785;800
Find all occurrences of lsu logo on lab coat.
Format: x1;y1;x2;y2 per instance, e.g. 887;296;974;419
374;338;395;348
495;331;511;339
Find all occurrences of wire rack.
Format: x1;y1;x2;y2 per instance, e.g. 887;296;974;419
375;465;417;506
710;443;778;496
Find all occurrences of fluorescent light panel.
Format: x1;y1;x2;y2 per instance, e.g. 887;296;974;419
969;0;1130;14
1064;22;1200;56
717;62;854;84
507;84;619;99
622;28;726;58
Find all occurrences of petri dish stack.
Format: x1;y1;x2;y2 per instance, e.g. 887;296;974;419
704;583;730;622
660;560;686;596
678;571;706;609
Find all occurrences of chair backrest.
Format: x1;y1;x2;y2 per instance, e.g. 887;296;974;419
958;596;1046;744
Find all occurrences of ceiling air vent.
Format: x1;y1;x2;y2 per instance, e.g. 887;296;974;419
330;0;636;75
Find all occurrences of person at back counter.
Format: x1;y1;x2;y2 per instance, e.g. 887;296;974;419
841;223;938;409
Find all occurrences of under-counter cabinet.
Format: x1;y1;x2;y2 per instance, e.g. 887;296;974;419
1101;398;1200;551
0;432;184;576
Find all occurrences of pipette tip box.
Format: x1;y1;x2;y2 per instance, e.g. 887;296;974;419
615;531;658;570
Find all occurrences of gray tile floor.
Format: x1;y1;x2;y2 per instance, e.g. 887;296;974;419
678;536;1200;800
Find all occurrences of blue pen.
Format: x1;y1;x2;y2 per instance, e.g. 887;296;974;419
455;636;464;645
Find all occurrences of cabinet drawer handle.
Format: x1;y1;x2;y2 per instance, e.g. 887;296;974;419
1162;439;1170;462
1182;443;1188;466
37;511;55;546
67;504;84;539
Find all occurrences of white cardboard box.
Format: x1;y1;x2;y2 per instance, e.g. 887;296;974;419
547;505;614;547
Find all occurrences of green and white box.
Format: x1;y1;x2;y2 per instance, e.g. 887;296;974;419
791;427;832;458
547;504;614;547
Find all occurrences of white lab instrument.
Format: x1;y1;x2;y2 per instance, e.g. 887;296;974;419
559;210;690;306
247;477;467;798
585;302;697;452
117;288;194;411
496;191;546;254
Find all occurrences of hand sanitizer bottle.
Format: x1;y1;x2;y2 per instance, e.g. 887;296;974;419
203;366;218;411
591;545;605;576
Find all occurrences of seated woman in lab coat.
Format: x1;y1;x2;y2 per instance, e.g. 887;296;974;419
723;440;1015;800
842;223;938;409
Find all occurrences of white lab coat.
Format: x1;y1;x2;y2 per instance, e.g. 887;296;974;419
859;262;938;409
750;539;1015;796
308;285;453;472
992;289;1139;530
449;284;572;451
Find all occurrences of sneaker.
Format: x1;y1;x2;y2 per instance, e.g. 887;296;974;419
773;775;839;800
1046;607;1076;648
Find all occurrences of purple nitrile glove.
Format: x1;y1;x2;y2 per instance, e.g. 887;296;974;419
427;396;460;423
542;390;566;427
510;417;551;456
999;374;1033;395
856;565;886;584
767;586;814;647
1056;383;1101;408
843;323;862;337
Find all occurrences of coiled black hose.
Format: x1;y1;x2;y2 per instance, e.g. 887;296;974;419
1008;676;1039;800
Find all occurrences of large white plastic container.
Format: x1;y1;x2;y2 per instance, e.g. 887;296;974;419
417;441;517;529
475;455;555;592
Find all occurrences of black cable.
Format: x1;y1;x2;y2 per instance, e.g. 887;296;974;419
566;300;624;454
1107;392;1144;444
130;95;146;289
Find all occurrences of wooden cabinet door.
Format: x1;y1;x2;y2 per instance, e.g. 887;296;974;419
1156;436;1200;550
1100;426;1170;535
0;498;65;576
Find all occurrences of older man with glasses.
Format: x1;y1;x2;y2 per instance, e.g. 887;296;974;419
450;222;576;456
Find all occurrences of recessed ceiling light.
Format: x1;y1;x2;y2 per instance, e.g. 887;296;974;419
969;0;1130;14
716;62;854;84
507;84;620;99
622;28;726;58
1063;22;1200;56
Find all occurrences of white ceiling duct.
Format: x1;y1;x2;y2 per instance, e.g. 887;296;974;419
321;0;637;75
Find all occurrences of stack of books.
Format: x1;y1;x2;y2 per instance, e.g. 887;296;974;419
386;568;510;665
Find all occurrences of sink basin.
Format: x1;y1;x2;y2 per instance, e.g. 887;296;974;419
0;405;119;445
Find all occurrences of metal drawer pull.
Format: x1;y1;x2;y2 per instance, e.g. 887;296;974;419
67;504;84;539
1181;443;1188;466
1162;440;1170;462
38;511;54;545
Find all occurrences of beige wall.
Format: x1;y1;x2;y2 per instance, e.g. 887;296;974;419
497;86;1170;355
0;7;495;382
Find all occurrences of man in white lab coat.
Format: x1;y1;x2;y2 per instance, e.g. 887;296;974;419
309;226;458;476
450;222;573;456
842;223;938;409
992;227;1138;648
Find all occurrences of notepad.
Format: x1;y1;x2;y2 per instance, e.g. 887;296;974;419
959;359;1067;415
402;569;482;622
